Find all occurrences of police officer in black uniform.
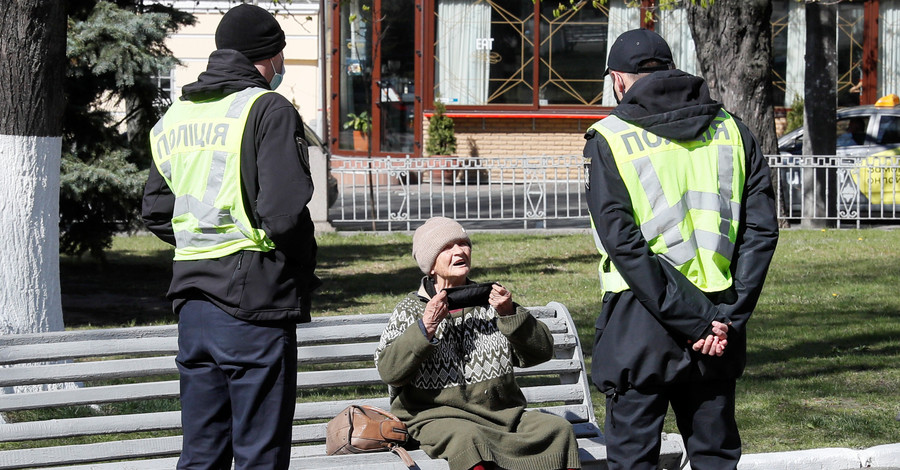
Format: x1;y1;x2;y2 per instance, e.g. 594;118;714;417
583;29;779;470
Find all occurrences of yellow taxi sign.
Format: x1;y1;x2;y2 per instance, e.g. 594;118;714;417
875;94;900;107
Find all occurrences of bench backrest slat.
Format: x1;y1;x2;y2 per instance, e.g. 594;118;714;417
0;325;178;347
0;411;182;443
0;381;180;412
0;356;176;388
0;338;178;366
0;435;183;469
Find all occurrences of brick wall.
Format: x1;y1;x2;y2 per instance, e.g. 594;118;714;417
423;117;595;158
423;112;790;159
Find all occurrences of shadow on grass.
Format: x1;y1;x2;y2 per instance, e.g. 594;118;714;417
747;325;900;378
62;233;599;333
60;246;175;328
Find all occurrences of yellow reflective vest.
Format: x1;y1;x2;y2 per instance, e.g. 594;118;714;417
588;110;746;294
150;87;275;261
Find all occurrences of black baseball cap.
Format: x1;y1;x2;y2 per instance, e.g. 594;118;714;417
604;29;674;76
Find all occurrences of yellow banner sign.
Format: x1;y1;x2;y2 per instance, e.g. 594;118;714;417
853;150;900;204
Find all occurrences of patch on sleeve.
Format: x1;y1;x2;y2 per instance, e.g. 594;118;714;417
583;157;591;191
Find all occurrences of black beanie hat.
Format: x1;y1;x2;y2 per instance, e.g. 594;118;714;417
215;4;286;63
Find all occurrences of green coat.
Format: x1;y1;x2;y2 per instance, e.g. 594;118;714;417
374;282;581;470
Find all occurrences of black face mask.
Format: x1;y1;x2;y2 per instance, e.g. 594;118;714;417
424;279;496;310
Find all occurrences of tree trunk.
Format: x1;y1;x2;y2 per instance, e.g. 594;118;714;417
802;2;837;228
685;0;787;226
0;0;67;336
686;0;777;155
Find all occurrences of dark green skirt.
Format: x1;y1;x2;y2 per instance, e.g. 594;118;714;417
412;410;581;470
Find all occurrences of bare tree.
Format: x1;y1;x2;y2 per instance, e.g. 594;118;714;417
0;0;67;335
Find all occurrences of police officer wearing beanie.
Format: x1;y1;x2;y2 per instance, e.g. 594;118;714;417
142;4;319;468
583;29;779;470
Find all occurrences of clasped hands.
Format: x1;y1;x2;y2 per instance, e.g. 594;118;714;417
690;320;730;357
422;284;512;339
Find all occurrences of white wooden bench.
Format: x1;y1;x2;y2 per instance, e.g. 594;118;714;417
0;302;683;469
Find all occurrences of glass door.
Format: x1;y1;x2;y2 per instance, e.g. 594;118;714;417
375;0;416;154
334;0;417;155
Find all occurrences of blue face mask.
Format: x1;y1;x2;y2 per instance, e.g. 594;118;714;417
269;54;285;90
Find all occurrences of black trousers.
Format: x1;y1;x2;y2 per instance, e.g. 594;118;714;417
176;300;298;470
604;379;741;470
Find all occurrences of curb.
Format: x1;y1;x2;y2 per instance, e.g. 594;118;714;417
735;443;900;470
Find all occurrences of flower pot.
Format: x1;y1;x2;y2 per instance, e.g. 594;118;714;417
352;131;368;151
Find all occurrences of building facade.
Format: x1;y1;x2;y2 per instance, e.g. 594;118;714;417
157;0;324;134
157;1;900;159
327;0;900;159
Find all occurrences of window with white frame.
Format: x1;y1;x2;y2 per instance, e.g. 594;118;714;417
152;69;175;108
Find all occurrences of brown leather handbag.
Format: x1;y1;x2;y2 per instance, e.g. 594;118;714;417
325;404;415;467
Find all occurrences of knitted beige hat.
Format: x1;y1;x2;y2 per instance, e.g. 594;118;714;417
412;217;471;275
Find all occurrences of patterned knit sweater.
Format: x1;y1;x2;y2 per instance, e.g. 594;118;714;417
374;282;580;470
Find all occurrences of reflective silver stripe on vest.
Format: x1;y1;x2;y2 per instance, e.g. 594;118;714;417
173;194;256;248
159;160;172;181
632;157;668;211
599;114;632;133
718;144;734;202
591;224;608;256
152;119;165;137
203;150;229;206
639;191;740;238
175;229;247;250
227;88;266;118
192;87;265;206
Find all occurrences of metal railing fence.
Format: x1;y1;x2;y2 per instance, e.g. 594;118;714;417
328;155;588;231
768;154;900;228
327;154;900;231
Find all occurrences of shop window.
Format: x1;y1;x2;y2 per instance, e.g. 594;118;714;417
538;3;608;105
434;0;533;105
433;0;609;107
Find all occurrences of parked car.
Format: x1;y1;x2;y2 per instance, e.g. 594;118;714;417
777;94;900;218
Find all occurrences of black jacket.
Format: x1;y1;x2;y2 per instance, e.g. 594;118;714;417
584;70;779;394
142;49;320;323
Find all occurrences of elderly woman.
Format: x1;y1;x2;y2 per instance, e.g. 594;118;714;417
374;217;580;470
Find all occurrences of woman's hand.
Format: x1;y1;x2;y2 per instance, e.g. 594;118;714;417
489;283;514;316
422;290;449;339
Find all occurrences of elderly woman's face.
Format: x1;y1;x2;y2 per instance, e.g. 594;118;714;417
431;241;471;287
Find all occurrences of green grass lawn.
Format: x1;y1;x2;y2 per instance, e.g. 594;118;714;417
60;228;900;453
